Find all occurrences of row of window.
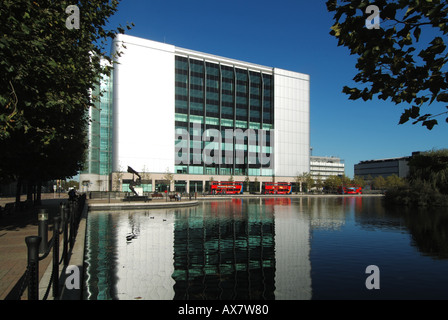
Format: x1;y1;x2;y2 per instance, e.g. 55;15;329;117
175;165;274;177
175;55;273;126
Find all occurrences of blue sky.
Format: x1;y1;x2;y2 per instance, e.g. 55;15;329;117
105;0;448;177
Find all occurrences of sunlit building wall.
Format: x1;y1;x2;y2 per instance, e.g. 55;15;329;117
81;35;310;191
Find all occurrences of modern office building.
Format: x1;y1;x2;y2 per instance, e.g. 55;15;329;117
80;35;310;193
310;156;345;180
354;154;415;179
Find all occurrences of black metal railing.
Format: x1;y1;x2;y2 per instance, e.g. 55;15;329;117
15;194;86;300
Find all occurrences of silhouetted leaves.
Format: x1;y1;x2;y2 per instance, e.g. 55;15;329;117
0;0;132;183
326;0;448;130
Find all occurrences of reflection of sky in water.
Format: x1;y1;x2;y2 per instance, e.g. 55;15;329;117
84;197;448;300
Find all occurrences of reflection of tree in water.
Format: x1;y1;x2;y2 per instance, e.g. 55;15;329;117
357;199;448;260
400;206;448;260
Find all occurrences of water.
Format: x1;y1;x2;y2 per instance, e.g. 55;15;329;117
83;196;448;300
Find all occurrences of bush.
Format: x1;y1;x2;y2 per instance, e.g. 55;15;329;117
385;180;448;207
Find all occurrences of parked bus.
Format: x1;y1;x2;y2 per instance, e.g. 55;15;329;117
262;182;292;194
211;181;244;194
337;186;362;194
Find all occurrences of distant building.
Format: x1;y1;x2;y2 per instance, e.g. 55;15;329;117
310;156;345;180
354;153;419;179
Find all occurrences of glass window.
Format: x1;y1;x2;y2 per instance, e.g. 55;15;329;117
175;57;188;70
206;117;219;126
249;122;260;129
189;166;204;174
206;62;219;76
235;120;247;129
190;114;204;124
190;60;204;73
221;118;234;127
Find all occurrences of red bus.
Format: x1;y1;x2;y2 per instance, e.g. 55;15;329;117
337;186;362;194
211;181;244;194
262;182;292;194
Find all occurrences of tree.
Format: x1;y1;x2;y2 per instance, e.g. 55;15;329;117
244;174;250;193
385;174;406;189
340;174;352;186
408;149;448;194
326;0;448;129
294;172;308;192
0;0;133;204
163;168;174;191
352;175;366;188
315;174;324;192
254;176;260;193
373;175;387;190
303;173;315;193
324;175;341;192
141;165;151;185
385;149;448;206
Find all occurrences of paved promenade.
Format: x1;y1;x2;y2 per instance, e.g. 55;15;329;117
0;194;68;300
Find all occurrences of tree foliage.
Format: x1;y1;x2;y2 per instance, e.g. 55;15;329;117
0;0;132;202
408;149;448;193
326;0;448;129
385;149;448;206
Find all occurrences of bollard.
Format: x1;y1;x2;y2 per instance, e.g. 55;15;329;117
25;236;41;300
38;209;48;254
53;216;61;298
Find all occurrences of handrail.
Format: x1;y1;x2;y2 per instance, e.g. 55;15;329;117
15;194;86;300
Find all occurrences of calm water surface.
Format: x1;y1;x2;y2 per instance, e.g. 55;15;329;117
83;196;448;300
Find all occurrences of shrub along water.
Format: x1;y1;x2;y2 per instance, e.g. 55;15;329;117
385;149;448;207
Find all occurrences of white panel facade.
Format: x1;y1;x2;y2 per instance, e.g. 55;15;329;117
112;35;175;173
274;69;310;177
110;35;310;179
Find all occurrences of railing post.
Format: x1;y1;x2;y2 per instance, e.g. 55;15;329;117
69;202;74;250
53;216;61;299
60;203;66;228
25;236;41;300
63;206;69;266
38;209;48;254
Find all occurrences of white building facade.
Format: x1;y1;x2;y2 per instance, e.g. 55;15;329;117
81;35;310;192
310;156;345;180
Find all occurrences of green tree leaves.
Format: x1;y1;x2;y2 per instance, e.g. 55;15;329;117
326;0;448;129
0;0;132;191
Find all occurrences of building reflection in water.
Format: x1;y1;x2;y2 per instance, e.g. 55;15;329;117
85;196;448;300
172;198;311;300
85;198;312;300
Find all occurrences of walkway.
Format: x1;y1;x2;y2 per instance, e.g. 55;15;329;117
0;194;68;300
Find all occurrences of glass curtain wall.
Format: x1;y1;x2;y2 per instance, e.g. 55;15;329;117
82;73;113;182
175;56;274;177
